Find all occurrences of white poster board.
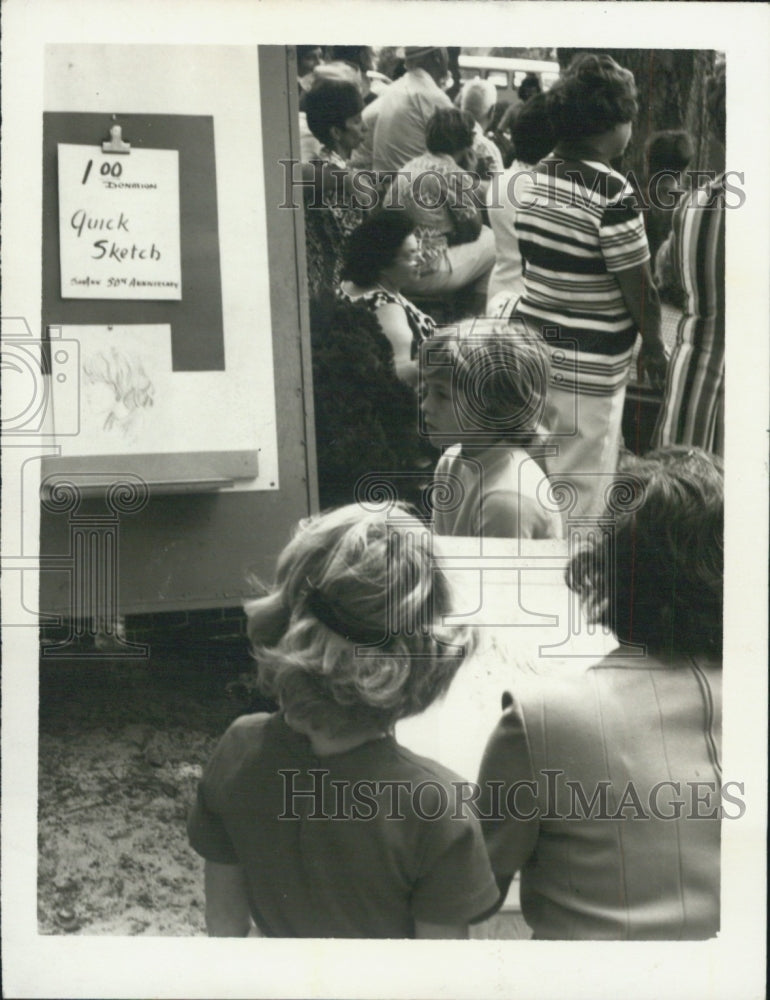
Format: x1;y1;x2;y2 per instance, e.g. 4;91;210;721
50;323;270;459
51;323;171;454
58;143;182;299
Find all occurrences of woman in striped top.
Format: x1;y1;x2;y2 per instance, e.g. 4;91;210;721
512;53;668;518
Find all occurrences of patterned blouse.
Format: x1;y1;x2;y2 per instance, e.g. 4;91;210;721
304;147;364;299
337;286;436;358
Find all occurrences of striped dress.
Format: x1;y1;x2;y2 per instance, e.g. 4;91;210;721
652;175;725;454
512;157;651;517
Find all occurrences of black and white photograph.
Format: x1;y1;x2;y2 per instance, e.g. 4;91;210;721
1;2;767;998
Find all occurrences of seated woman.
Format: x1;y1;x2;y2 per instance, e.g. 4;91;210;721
310;291;429;510
478;446;724;939
302;76;366;296
299;60;364;160
390;107;496;301
338;211;436;386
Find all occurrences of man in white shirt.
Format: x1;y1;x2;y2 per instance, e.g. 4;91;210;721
356;46;452;175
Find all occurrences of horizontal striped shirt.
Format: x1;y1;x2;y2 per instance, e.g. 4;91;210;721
514;157;650;395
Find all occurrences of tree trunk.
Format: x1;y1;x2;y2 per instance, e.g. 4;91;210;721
556;49;721;179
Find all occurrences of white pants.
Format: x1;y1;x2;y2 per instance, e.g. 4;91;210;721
399;226;496;297
543;383;627;521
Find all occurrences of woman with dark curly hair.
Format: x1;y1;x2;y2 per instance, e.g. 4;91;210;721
338;210;436;385
512;53;669;520
301;76;367;296
477;446;724;939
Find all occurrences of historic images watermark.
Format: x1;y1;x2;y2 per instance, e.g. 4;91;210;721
278;159;746;212
278;769;746;822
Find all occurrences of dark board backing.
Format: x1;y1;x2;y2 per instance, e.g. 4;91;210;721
42;112;224;372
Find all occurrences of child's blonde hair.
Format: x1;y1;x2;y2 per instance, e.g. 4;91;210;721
420;318;548;448
245;503;476;737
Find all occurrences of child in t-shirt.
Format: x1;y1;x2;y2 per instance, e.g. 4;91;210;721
188;502;499;938
420;321;563;539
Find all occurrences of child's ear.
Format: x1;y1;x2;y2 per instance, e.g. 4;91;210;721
501;690;513;712
245;591;290;648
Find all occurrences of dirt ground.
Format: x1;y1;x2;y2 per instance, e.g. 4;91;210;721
37;630;529;939
37;632;261;936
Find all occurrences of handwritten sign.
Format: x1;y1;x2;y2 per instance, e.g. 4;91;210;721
58;144;182;300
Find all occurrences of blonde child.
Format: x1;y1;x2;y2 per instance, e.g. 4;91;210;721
420;321;563;539
188;503;499;938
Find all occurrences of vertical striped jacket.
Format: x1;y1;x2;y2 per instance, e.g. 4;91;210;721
653;174;725;452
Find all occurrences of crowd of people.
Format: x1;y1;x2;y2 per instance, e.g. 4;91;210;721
300;45;725;525
186;46;726;941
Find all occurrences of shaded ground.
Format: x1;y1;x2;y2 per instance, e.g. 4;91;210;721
37;631;263;936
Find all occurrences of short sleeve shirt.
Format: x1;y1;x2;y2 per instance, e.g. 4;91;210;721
188;713;499;937
513;157;651;395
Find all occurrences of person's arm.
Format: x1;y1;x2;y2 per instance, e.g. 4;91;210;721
485;175;524;305
448;200;483;245
375;302;418;386
204;860;252;937
477;700;541;883
600;187;668;392
613;261;668;392
654;220;687;310
410;777;502;934
414;920;469;939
